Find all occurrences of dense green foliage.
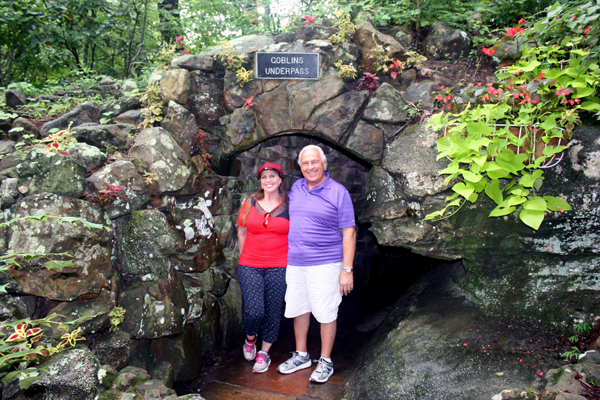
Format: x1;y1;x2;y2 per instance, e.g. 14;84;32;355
0;0;340;88
425;0;600;230
337;0;559;31
0;0;573;89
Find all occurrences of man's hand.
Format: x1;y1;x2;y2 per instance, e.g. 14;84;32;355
340;270;353;296
340;226;356;296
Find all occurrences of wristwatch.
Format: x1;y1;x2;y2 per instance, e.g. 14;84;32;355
342;267;353;273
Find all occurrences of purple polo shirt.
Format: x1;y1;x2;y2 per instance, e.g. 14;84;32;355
287;173;356;266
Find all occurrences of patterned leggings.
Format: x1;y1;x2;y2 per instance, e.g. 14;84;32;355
237;265;287;344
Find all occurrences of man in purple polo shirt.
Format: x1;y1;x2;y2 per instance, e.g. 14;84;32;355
277;145;356;383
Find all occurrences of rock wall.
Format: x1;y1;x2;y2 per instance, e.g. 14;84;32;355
0;21;598;399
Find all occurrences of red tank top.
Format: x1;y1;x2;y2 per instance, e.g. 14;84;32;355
237;199;289;268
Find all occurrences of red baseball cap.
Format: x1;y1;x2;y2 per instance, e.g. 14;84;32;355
257;162;284;179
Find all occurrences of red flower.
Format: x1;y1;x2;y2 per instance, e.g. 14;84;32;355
518;18;524;24
183;48;191;54
537;372;544;377
505;27;525;36
584;27;590;34
243;96;257;110
436;95;443;101
482;47;496;56
175;36;184;43
303;16;316;25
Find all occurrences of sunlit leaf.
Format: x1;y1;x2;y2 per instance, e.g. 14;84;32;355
519;209;545;230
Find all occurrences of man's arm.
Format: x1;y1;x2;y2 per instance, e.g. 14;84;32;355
340;226;356;296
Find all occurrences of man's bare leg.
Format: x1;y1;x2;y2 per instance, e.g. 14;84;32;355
294;312;311;352
320;320;337;359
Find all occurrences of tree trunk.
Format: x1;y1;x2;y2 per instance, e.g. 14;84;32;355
158;0;180;43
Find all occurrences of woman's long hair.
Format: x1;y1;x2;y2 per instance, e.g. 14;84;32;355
239;185;286;227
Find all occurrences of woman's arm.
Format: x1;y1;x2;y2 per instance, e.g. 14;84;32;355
238;226;248;254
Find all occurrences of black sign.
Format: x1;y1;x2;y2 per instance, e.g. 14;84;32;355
255;53;320;80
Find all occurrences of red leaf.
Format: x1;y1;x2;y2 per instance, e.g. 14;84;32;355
391;71;397;80
7;333;24;342
25;328;42;337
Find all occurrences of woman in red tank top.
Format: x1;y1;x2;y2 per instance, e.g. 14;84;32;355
237;162;289;374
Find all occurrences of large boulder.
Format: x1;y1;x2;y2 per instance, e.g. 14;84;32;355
403;80;442;108
362;82;409;124
353;22;406;70
423;21;471;60
3;347;100;400
223;70;263;112
67;142;108;172
100;95;141;117
381;119;451;197
221;107;263;155
160;68;191;106
0;177;19;209
129;127;191;194
346;121;385;164
172;54;215;72
164;195;230;273
9;117;39;141
91;330;132;370
15;148;87;198
116;210;182;278
70;122;135;151
4;194;113;301
119;270;188;339
151;325;203;382
162;100;200;160
305;90;369;142
346;263;554;400
255;84;291;136
40;101;101;136
4;90;27;109
187;71;226;127
289;69;346;130
86;160;151;220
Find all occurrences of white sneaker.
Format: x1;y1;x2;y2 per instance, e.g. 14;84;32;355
277;351;312;374
309;357;334;383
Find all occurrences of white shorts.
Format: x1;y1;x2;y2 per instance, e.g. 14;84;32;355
284;262;342;324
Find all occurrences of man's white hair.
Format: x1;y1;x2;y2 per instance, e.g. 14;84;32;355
297;145;327;168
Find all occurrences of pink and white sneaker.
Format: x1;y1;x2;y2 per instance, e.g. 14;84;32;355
252;351;271;373
243;339;256;361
